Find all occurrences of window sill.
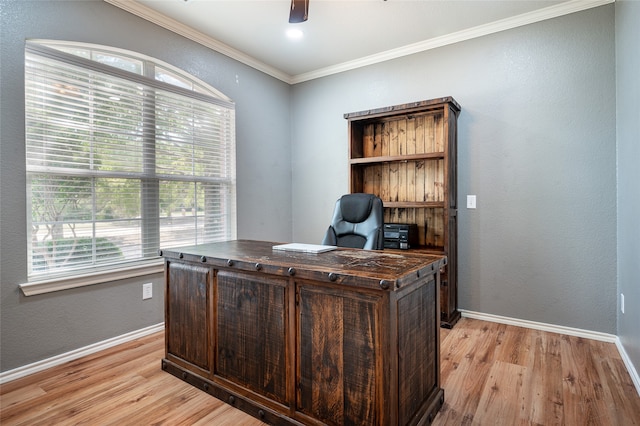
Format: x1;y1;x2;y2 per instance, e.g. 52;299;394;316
20;261;164;296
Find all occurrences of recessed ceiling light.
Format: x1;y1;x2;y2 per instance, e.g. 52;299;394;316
286;28;304;39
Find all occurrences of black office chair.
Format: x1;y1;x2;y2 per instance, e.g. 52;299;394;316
322;193;384;250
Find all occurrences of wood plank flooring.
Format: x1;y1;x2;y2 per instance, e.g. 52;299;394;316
433;319;640;425
2;317;639;425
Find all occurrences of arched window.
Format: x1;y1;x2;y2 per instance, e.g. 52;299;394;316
24;40;236;282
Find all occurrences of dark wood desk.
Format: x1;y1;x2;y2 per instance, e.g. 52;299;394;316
160;240;445;425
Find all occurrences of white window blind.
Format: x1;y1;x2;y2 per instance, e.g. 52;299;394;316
25;41;236;279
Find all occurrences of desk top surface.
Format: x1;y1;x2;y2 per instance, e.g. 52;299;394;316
161;240;445;290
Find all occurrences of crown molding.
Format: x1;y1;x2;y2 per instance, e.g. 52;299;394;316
105;0;613;86
291;0;614;83
104;0;294;84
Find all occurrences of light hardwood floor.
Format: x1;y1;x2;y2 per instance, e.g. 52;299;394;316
2;317;639;425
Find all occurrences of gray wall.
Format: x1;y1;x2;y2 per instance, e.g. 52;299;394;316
291;5;617;333
0;0;292;372
616;0;640;374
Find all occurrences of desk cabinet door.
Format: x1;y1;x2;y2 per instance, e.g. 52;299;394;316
216;271;288;405
166;261;212;375
296;285;382;425
397;278;439;425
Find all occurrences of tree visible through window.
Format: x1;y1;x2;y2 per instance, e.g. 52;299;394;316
25;41;236;279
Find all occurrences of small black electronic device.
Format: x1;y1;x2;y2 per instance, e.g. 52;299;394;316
383;223;419;250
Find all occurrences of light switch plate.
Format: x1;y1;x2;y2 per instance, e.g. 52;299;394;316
467;195;477;209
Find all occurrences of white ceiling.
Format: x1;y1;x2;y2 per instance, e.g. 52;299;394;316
106;0;610;83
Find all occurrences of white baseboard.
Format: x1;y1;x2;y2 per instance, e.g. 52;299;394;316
0;323;164;384
460;309;640;396
459;309;617;342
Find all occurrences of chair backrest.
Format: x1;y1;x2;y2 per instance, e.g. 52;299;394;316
321;193;384;250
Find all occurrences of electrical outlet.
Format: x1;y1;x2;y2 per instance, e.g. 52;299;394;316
621;293;625;314
143;283;153;300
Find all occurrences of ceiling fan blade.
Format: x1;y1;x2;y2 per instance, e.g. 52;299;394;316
289;0;308;23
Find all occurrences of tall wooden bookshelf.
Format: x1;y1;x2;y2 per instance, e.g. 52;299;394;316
345;97;461;328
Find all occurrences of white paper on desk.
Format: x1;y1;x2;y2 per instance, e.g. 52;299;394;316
272;243;337;253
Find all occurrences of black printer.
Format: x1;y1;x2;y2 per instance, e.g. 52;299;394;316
383;223;419;250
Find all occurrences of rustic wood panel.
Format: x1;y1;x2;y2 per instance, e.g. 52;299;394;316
362;164;375;195
381;121;390;156
397;280;438;425
363;123;374;158
433;112;444;152
426;208;444;248
350;133;447;204
415;207;427;246
351;164;364;195
389;162;399;203
215;271;288;404
389;120;399;156
166;261;211;372
373;163;382;198
415;115;425;155
297;286;379;425
406;116;416;155
434;159;444;202
386;206;397;225
398;117;407;156
425;113;436;153
373;123;383;157
398;161;408;203
349;123;364;160
379;163;390;202
406;163;415;204
358;159;443;205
